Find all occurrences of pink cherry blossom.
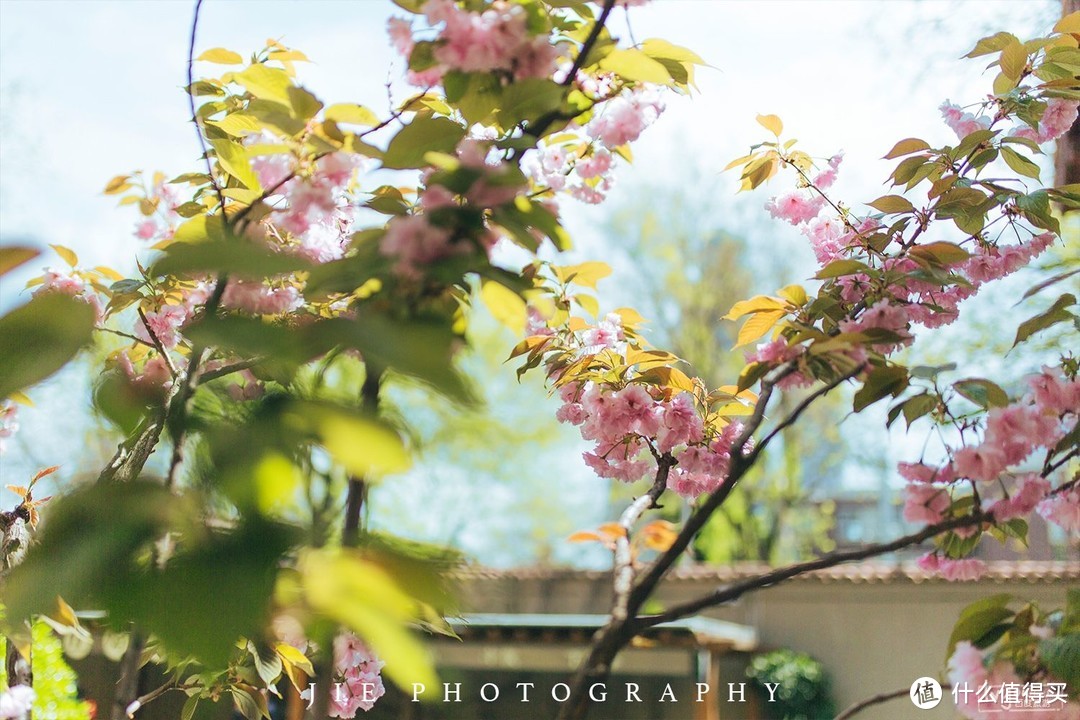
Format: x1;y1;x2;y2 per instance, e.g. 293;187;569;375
136;304;187;349
940;100;991;140
331;633;385;717
656;393;704;453
585;88;665;149
811;152;843;189
1036;487;1080;534
576;149;613;180
32;267;105;323
937;557;988;581
379;214;457;279
0;401;18;455
581;313;625;353
764;190;825;225
1028;366;1080;415
902;483;951;524
222;280;302;315
952;444;1007;483
988;474;1050;522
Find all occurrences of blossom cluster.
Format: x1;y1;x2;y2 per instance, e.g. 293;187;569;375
330;633;386;717
901;366;1080;579
947;641;1079;720
524;87;666;205
389;0;560;86
548;313;744;499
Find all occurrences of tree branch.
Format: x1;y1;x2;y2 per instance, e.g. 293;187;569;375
612;456;674;622
137;308;178;379
634;511;992;629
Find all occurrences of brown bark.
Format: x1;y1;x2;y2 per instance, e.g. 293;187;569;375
1059;0;1080;186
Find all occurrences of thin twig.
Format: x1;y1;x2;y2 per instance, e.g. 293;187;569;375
197;357;262;384
137;308;179;379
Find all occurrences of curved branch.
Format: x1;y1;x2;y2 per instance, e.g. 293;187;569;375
634;511;992;629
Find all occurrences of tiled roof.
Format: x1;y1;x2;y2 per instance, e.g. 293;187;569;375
452;560;1080;584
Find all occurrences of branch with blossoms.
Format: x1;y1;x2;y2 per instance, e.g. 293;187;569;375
0;1;715;719
509;16;1080;720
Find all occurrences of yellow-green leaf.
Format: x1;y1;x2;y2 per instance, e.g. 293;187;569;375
325;103;380;127
553;261;612;289
598;49;672;85
301;549;438;690
867;195;915;214
999;41;1028;80
480;280;526;334
723;295;784;321
232;63;292;104
198;48;244;65
1054;11;1080;35
735;309;785;348
209;139;262;190
315;409;411;479
0;246;39;276
756;114;783;136
640;38;707;66
49;244;79;267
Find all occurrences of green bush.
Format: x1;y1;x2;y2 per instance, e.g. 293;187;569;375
1;621;91;720
746;648;836;720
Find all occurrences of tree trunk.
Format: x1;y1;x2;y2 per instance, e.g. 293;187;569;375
2;511;33;719
1059;0;1080;186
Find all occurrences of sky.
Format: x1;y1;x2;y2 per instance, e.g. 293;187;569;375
0;0;1065;564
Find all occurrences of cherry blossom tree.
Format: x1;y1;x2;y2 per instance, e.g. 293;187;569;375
0;2;1077;720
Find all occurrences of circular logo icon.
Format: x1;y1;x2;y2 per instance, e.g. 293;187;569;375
910;677;943;710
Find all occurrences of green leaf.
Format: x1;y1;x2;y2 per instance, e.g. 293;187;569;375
901;393;938;428
954;378;1009;408
867;195;915;214
382;116;466;170
814;259;871;279
309;316;474;402
999;40;1028;80
947;594;1014;658
105;517;295;668
883;138;930;159
909;241;970;267
963;32;1019;58
1021;268;1080;301
497;79;565;127
1013;293;1076;347
853;365;908;412
598;48;672;84
1039;634;1080;686
1000;145;1041;179
152;238;313;278
3;481;186;622
0;294;96;398
640;38;706;66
